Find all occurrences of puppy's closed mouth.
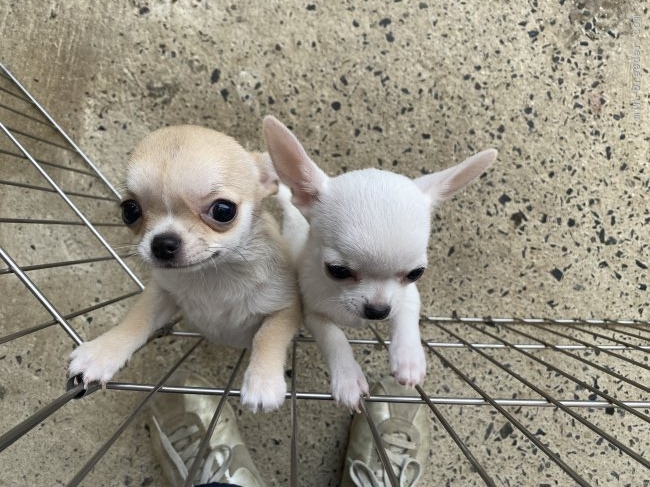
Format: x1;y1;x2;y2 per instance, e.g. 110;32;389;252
150;251;221;270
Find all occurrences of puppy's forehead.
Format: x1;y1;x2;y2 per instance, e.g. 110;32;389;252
127;126;257;199
315;169;431;270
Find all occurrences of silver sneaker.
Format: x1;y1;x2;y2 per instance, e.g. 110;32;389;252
148;371;266;487
341;376;431;487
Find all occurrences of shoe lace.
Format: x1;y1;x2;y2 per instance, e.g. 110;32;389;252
349;431;422;487
152;416;233;485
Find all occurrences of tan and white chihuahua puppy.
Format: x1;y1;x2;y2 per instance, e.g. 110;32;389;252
263;116;496;410
69;125;301;412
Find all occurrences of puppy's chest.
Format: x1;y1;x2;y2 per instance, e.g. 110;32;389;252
158;272;263;348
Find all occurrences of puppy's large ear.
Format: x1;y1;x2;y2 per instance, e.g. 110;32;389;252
251;151;279;198
263;116;329;215
415;149;497;205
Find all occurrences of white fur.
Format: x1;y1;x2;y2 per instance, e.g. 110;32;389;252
265;116;496;410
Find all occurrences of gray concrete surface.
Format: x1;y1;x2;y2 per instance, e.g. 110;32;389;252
0;0;648;486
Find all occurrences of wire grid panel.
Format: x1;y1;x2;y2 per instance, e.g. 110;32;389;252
1;63;649;487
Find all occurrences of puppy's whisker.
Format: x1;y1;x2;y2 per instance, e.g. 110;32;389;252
187;221;201;235
113;247;145;264
314;296;349;317
114;182;129;199
197;259;210;288
119;256;147;277
201;232;257;268
251;210;275;226
118;252;139;260
206;244;262;264
111;243;139;251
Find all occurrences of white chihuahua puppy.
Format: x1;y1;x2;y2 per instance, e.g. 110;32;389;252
69;125;301;412
263;116;496;410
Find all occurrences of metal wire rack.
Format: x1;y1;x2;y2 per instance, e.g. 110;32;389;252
0;63;648;487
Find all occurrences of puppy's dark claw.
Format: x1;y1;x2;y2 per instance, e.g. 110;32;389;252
66;374;90;398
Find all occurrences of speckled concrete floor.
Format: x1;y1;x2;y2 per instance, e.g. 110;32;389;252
0;1;648;486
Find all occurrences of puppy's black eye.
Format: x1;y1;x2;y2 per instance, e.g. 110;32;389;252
406;267;425;282
325;263;353;280
121;199;142;225
209;199;237;223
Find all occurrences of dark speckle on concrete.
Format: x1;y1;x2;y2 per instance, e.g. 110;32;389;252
484;422;494;440
510;211;527;226
499;422;514;439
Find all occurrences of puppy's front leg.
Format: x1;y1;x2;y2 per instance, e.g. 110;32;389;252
69;281;178;387
389;285;426;386
241;300;301;413
307;313;369;411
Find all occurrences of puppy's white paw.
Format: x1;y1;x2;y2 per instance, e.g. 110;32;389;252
68;337;131;387
241;368;287;413
330;360;369;412
390;343;426;386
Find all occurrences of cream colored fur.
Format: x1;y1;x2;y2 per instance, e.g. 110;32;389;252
69;125;300;412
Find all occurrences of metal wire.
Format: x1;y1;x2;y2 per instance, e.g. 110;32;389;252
0;245;85;345
0;381;99;453
358;397;400;487
0;255;119;276
68;338;205;487
0;290;141;345
0;178;115;200
0;73;141;293
0;147;104;177
184;349;246;487
0;62;123;198
368;324;497;487
436;322;650;471
290;340;299;487
1;63;649;487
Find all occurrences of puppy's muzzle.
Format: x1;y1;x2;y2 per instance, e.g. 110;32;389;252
151;233;182;261
363;304;391;321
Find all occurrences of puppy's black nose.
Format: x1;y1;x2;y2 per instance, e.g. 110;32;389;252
363;304;391;321
151;233;181;261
